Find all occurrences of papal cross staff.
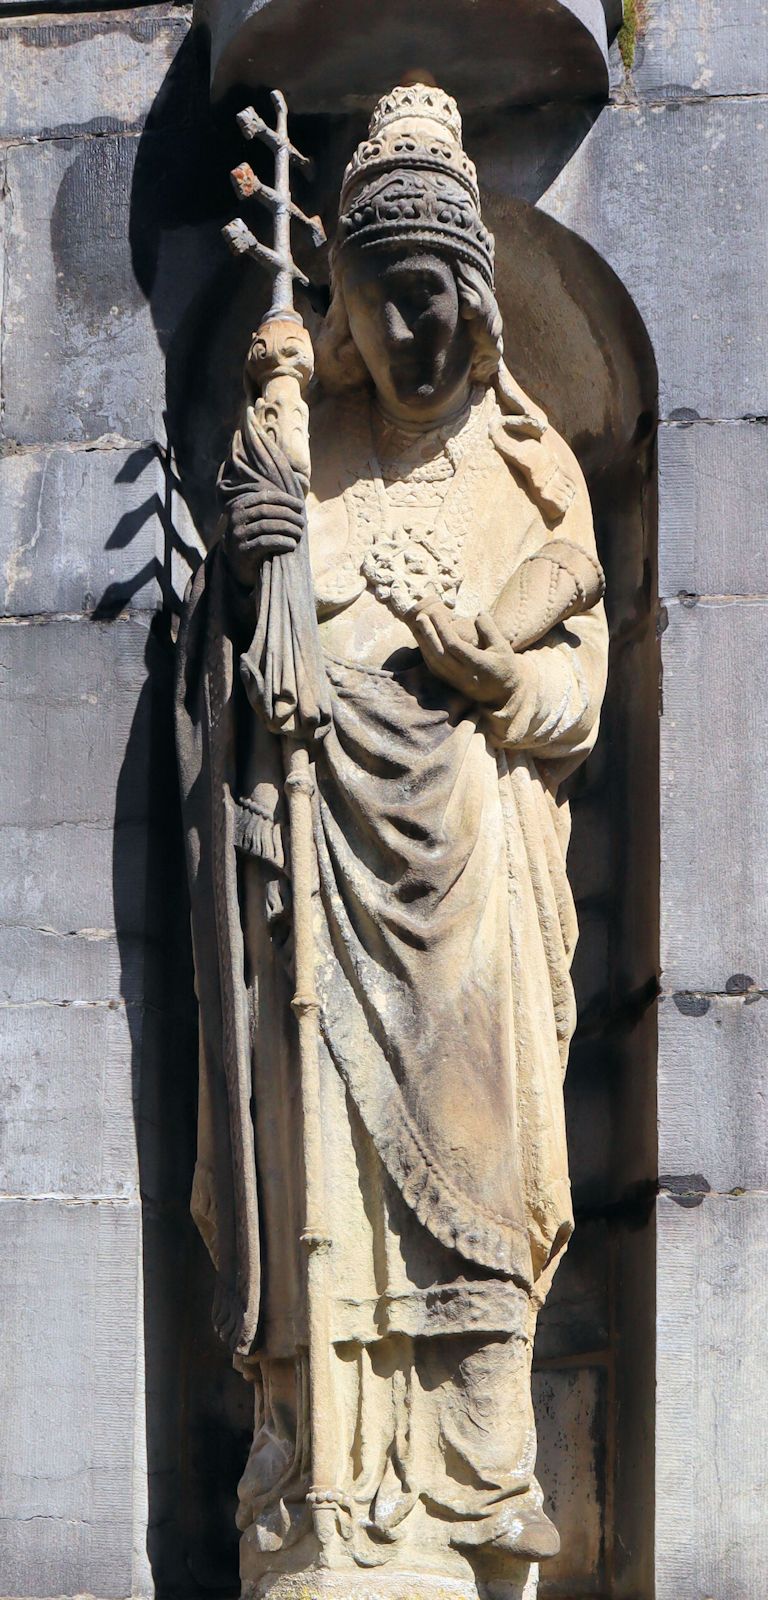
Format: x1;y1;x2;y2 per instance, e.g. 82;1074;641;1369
222;92;341;1557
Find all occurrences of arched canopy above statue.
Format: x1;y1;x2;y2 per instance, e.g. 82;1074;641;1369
195;0;620;112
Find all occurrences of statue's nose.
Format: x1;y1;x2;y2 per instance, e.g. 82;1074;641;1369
386;303;415;346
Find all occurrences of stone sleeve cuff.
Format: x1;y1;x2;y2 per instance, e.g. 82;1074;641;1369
482;642;592;753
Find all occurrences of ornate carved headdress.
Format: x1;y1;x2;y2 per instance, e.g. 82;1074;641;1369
336;84;495;288
320;82;576;521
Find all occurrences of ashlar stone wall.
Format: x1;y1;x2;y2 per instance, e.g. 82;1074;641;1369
540;6;768;1596
0;3;766;1598
0;11;234;1598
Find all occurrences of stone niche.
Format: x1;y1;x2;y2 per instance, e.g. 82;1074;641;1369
196;0;619;111
135;1;659;1594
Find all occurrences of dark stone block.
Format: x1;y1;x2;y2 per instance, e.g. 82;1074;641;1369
661;599;768;991
631;0;767;100
660;994;768;1193
656;1193;768;1599
0;820;147;936
659;420;768;599
0;10;196;141
0;618;153;827
0;1003;138;1196
2;127;222;448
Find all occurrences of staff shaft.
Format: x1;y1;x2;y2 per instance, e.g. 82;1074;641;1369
223;84;337;1554
285;744;337;1556
271;92;294;312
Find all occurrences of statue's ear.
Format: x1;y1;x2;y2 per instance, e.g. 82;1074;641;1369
455;260;504;382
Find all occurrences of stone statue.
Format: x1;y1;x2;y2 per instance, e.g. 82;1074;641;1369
176;82;608;1600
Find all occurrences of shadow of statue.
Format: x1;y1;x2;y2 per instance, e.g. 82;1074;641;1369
78;26;281;1592
96;427;250;1594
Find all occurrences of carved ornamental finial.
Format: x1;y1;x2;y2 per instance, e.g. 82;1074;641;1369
368;82;464;143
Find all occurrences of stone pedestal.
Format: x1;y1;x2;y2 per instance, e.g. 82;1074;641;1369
247;1569;538;1600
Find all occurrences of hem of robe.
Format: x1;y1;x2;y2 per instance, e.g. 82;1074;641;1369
313;654;535;1291
317;914;534;1289
247;1278;531;1359
332;1279;531;1343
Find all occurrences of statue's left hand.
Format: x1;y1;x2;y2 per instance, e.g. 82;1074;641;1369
411;604;524;707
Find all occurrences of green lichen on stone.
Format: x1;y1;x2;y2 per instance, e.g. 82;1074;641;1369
618;0;647;72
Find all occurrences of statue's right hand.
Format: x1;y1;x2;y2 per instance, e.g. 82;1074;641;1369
224;486;306;586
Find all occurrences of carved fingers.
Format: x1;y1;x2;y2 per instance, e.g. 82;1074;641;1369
474;611;509;652
412;603;521;706
224;485;306;585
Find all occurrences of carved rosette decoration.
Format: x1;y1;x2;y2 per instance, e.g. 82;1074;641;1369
176;80;608;1600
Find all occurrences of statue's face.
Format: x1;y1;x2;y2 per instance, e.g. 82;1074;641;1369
341;248;474;420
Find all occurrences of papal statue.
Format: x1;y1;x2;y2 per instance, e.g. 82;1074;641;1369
176;82;608;1600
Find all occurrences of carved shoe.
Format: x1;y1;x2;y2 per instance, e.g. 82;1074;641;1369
450;1497;560;1561
489;1501;560;1560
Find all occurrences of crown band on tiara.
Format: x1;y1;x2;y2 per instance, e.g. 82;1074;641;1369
343;151;481;207
337;224;494;282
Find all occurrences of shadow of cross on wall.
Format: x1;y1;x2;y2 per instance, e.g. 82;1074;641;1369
91;425;203;623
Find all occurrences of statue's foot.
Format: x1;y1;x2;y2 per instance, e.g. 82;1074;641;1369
450;1497;559;1562
489;1502;559;1561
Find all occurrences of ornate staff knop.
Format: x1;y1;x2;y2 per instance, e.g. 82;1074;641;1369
221;91;341;1562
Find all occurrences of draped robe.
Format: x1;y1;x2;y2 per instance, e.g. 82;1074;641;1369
176;377;608;1363
176;383;608;1368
